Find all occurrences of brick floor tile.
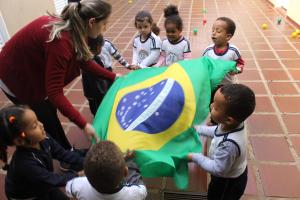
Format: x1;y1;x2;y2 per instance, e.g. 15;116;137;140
275;97;300;113
247;114;283;134
250;136;294;161
255;96;275;113
262;69;289;81
257;59;282;69
267;82;298;95
66;90;86;105
276;51;300;59
259;164;300;197
289;136;300;157
241;82;267;95
288;69;300;80
254;51;276;59
244;164;258;195
281;59;300;69
238;69;261;81
282;114;300;134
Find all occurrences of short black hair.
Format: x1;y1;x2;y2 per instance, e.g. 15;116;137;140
220;84;255;122
84;141;126;193
164;5;183;31
217;17;236;36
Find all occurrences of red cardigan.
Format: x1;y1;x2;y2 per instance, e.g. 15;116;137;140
0;16;116;128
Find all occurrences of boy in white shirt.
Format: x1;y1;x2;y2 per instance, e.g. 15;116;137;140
66;141;147;200
187;84;255;200
202;17;244;85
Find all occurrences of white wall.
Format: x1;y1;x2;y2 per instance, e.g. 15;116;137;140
286;0;300;25
0;0;56;36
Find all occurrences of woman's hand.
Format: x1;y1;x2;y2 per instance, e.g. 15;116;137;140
83;123;99;142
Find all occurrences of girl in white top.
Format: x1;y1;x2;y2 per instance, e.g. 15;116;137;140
132;11;161;69
156;5;191;67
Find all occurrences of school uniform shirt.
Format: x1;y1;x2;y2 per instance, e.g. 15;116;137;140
66;177;147;200
202;43;244;84
5;136;83;199
99;39;130;69
157;36;191;66
192;124;247;178
132;32;161;68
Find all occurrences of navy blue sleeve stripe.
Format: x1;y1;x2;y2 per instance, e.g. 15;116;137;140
229;47;241;58
202;47;213;56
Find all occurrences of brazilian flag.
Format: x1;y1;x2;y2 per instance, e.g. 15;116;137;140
94;57;237;189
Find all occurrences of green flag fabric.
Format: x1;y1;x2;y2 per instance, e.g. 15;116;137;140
93;57;237;189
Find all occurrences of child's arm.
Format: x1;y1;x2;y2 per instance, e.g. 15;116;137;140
108;41;131;68
132;46;138;66
187;141;239;177
183;39;192;60
193;124;216;138
235;57;244;73
20;159;78;187
155;52;166;66
48;136;84;169
139;49;160;68
231;45;244;73
183;52;192;60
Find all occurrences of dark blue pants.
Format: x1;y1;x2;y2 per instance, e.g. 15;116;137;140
208;167;248;200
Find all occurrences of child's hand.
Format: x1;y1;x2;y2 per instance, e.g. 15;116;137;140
186;153;193;162
77;170;85;177
128;65;140;70
124;150;135;161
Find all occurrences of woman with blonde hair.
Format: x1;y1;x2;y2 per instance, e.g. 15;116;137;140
0;0;114;153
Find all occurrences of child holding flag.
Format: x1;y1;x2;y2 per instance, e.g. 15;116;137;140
187;84;255;200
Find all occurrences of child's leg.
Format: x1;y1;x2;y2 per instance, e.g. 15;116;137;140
208;167;248;200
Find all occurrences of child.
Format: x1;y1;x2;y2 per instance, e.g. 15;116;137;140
0;105;84;200
202;17;244;85
156;5;191;66
82;35;114;116
66;141;147;200
187;84;255;200
132;11;162;69
100;38;132;71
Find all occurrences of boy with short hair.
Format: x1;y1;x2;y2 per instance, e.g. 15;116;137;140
202;17;244;85
187;84;256;200
66;141;147;200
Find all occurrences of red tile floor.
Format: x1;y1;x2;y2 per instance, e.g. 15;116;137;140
1;0;300;199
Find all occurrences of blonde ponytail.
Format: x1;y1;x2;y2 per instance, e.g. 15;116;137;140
46;0;111;61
